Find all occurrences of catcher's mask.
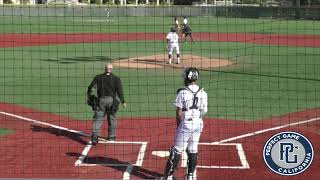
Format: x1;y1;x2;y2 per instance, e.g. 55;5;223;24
183;67;199;82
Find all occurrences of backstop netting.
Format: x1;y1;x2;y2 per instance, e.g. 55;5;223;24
0;4;320;180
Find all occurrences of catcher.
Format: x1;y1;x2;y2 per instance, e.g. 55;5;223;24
161;67;208;180
87;63;126;145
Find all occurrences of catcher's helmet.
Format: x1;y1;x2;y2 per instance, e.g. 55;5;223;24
170;27;176;32
184;67;199;81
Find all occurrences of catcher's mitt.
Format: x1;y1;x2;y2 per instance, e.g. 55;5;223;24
87;95;99;111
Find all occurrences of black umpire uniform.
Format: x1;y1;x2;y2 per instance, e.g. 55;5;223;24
87;63;126;144
182;24;194;42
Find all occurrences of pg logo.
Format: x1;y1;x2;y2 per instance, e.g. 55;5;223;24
263;132;314;176
279;142;298;164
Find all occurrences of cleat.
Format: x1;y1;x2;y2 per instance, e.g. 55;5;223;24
185;174;195;180
159;175;173;180
91;135;98;145
107;137;116;141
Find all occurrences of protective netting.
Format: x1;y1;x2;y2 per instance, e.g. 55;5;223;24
0;5;320;180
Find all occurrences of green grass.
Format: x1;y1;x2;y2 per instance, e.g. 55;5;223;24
1;13;320;121
1;41;320;121
0;128;14;136
1;16;320;34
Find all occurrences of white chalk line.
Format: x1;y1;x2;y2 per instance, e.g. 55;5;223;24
1;111;319;177
212;117;320;144
196;117;320;170
196;143;249;170
0;111;90;137
75;142;93;166
75;140;147;180
0;111;147;180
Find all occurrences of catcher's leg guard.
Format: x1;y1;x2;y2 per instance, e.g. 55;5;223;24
186;150;198;178
163;147;181;178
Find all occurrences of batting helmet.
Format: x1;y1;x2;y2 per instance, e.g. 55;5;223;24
170;27;176;32
184;67;199;82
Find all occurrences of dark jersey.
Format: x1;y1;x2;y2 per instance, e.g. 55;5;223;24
182;25;192;34
87;73;125;104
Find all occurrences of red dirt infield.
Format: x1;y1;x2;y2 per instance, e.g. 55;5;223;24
0;32;319;179
0;103;319;180
1;33;320;48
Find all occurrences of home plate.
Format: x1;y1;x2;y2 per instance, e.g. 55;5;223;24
152;151;170;157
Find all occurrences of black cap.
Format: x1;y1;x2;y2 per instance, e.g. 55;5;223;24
170;27;176;32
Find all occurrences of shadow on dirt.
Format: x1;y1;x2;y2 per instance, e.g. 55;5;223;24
31;125;88;145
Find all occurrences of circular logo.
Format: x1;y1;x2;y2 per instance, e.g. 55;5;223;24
263;132;314;176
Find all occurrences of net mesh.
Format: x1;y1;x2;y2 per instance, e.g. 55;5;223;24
0;4;320;180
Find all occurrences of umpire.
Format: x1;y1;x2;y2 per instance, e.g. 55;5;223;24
182;24;194;43
87;63;126;145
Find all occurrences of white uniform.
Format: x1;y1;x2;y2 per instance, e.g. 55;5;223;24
166;32;180;55
183;18;187;25
173;84;208;153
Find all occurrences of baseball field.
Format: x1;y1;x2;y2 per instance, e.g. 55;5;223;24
0;6;320;180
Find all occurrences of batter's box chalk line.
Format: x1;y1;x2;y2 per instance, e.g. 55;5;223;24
75;139;148;167
152;142;249;170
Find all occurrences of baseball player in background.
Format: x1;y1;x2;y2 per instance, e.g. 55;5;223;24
182;24;194;43
174;17;180;33
166;27;180;64
161;67;208;180
183;16;188;26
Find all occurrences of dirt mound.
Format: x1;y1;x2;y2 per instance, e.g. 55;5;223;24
113;54;233;69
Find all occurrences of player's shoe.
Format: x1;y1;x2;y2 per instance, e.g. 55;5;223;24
185;174;195;180
159;175;173;180
107;136;116;141
91;134;98;145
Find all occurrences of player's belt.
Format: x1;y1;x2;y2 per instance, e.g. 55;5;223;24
99;95;112;98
